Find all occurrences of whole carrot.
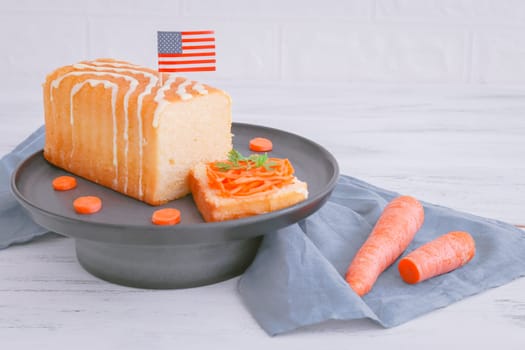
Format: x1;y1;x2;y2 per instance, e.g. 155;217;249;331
398;231;475;284
345;195;424;296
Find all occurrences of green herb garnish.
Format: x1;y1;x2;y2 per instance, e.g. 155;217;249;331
214;149;277;171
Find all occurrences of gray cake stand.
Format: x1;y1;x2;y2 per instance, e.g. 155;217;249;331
11;123;339;289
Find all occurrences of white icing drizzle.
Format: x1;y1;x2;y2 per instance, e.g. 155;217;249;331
177;80;193;100
152;77;203;128
152;75;179;128
72;63;159;196
51;70;138;190
51;71;136;107
87;60;142;69
192;82;208;95
70;79;119;187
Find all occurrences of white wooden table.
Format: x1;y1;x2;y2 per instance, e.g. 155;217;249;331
1;83;524;349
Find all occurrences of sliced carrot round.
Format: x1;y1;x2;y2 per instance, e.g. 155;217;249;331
152;208;181;226
52;176;77;191
249;137;273;152
397;257;421;284
73;196;102;214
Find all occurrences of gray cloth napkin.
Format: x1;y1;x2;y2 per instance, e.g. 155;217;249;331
238;175;525;335
3;128;525;336
0;126;48;249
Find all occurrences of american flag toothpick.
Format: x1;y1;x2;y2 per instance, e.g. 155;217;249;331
157;31;216;73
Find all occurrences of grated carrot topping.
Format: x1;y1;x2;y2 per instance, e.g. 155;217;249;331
206;157;295;198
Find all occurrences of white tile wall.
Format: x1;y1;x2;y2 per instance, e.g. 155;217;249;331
376;0;525;24
0;11;89;102
282;23;467;83
1;0;525;103
183;0;373;19
472;31;525;84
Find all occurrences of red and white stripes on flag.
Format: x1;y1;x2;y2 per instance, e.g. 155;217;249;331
157;31;216;73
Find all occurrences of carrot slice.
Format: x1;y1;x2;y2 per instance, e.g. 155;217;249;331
152;208;181;225
249;137;273;152
73;196;102;214
52;176;77;191
398;231;475;284
345;195;424;296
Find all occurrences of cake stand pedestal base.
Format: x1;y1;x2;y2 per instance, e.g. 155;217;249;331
75;236;262;289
